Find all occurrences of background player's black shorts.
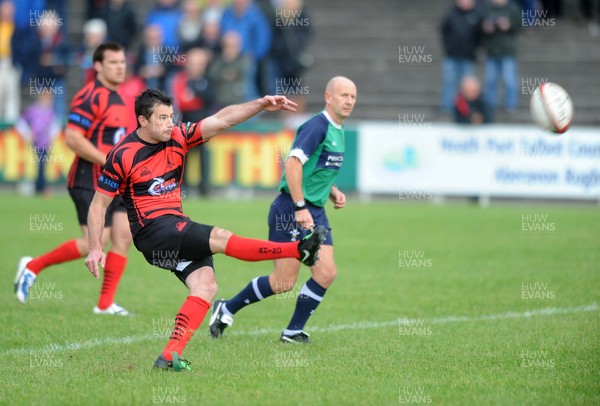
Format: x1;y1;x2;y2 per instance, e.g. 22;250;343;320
68;187;126;227
133;214;215;285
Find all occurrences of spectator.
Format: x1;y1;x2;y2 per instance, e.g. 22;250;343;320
79;18;107;83
86;0;107;20
267;0;313;111
518;0;538;28
178;0;204;51
145;0;183;49
0;0;20;122
198;14;221;54
11;0;46;100
100;0;138;51
31;10;69;118
202;0;224;25
118;63;146;134
220;0;272;100
540;0;563;18
454;75;493;124
16;89;60;195
134;24;166;89
481;0;521;114
208;31;249;107
440;0;481;114
172;47;215;196
580;0;600;36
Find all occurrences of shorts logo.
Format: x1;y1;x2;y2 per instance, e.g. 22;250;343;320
148;177;178;196
176;221;186;232
140;166;151;177
289;228;300;242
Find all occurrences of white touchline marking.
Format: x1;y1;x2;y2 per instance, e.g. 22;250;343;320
3;303;597;357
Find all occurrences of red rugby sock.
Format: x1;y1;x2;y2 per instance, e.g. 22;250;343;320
224;235;300;261
97;252;127;310
162;296;210;361
27;240;82;275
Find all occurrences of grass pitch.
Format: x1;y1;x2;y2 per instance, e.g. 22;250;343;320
0;193;598;405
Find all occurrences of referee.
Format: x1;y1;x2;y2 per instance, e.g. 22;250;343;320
210;76;357;343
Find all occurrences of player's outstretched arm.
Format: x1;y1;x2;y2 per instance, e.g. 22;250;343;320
85;192;114;279
200;95;297;141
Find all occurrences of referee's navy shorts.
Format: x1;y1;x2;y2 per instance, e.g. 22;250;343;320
133;214;215;285
268;193;333;246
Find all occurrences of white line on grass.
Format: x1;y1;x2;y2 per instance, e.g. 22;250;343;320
4;303;597;357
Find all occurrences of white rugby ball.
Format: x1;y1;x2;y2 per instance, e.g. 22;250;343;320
530;82;573;134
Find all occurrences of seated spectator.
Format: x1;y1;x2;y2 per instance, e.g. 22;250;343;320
78;18;107;83
100;0;137;51
178;0;204;51
172;47;215;196
32;11;69;119
202;0;224;25
269;0;313;110
198;15;221;54
208;31;250;107
454;75;493;124
134;24;166;89
220;0;271;100
145;0;182;48
118;63;146;134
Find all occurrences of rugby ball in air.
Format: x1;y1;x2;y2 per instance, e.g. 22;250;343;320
530;82;573;134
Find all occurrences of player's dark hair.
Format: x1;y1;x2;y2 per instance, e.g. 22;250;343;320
93;42;125;63
135;89;174;127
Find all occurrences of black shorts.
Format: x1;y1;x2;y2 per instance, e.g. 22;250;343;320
68;187;126;227
133;215;215;285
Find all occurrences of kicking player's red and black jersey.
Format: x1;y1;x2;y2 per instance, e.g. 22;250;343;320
96;121;207;237
67;79;128;190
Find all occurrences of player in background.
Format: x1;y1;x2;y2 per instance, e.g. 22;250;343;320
85;89;326;371
15;43;133;315
209;76;357;343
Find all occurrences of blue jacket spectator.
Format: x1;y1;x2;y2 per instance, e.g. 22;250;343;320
220;0;271;61
145;0;183;48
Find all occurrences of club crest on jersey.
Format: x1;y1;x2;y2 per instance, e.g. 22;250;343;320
148;177;177;196
113;127;126;145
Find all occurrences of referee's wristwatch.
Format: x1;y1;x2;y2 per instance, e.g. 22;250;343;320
294;200;306;211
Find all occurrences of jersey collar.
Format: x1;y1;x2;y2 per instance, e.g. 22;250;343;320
322;110;343;130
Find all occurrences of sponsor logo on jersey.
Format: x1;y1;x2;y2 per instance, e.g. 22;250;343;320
113;127;126;145
148;177;178;196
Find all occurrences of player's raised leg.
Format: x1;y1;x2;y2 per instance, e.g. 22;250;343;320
93;210;132;315
153;264;216;372
210;226;326;266
281;245;336;343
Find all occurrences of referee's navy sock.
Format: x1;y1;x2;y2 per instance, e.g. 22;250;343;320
225;276;274;315
283;278;327;335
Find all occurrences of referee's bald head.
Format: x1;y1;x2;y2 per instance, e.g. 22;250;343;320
325;76;356;94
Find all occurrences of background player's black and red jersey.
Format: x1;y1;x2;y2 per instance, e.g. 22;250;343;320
67;79;129;190
96;121;207;237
